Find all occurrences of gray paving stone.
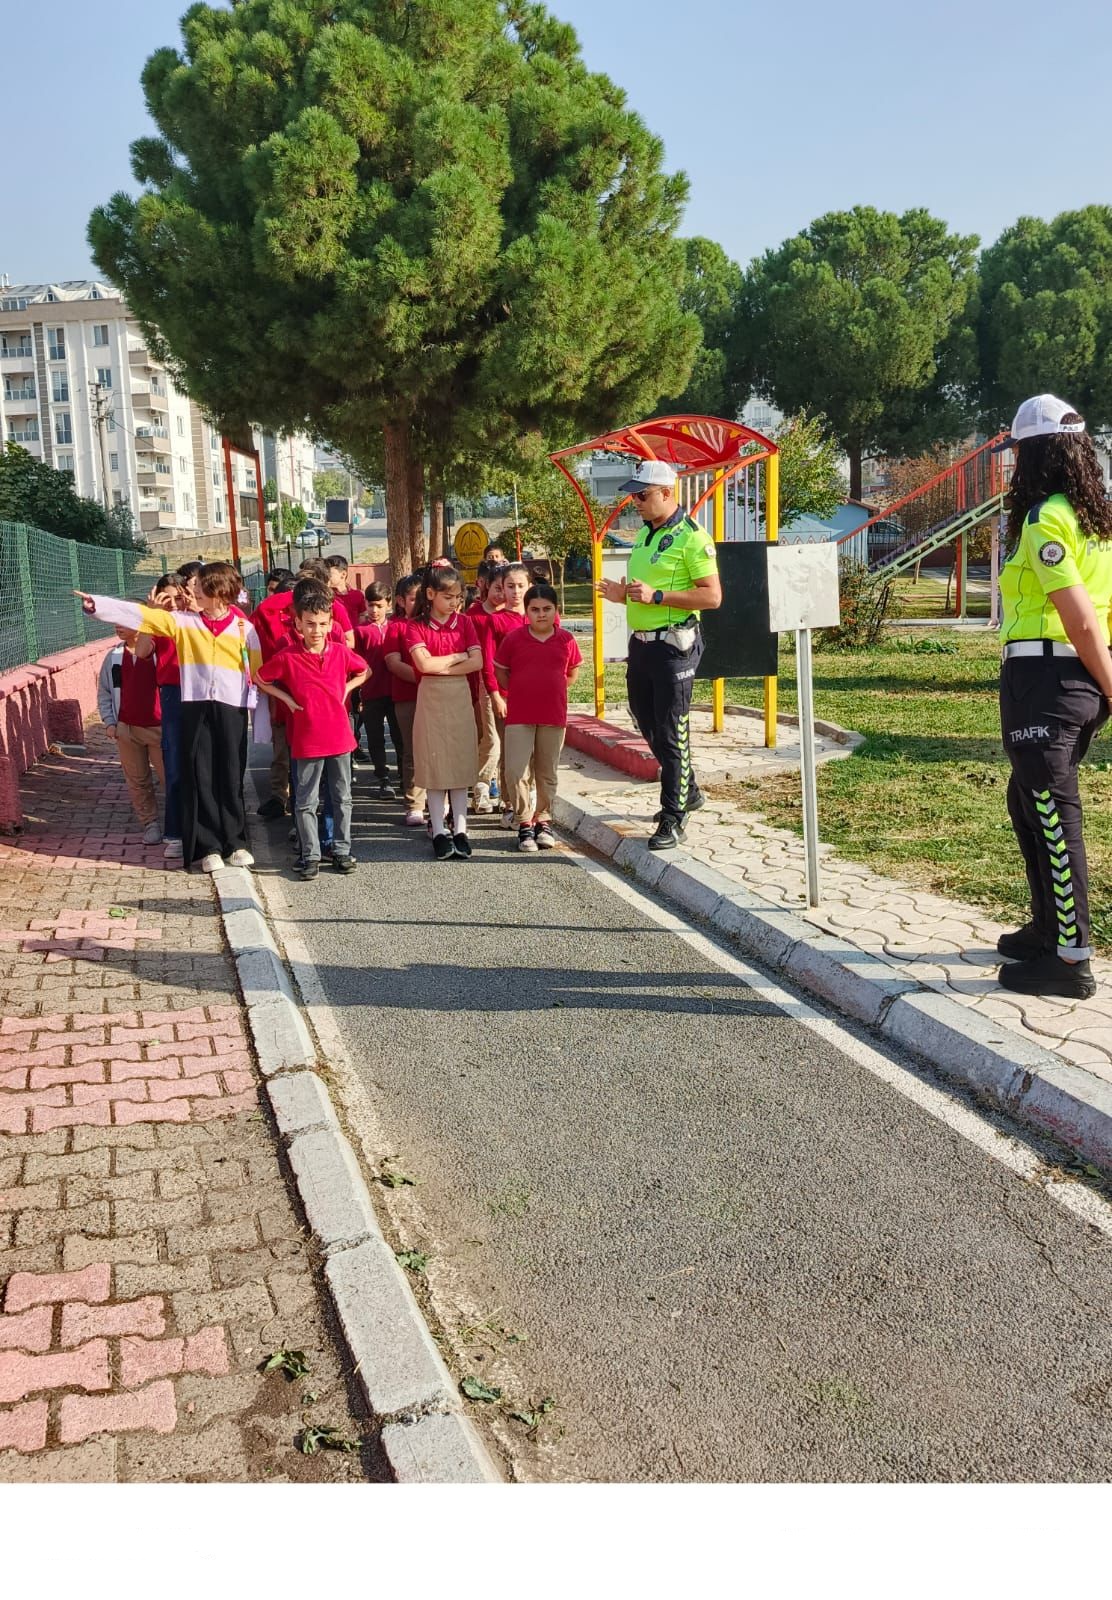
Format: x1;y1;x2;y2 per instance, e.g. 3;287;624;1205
249;995;315;1075
381;1410;501;1484
286;1128;380;1251
267;1071;340;1137
325;1238;455;1418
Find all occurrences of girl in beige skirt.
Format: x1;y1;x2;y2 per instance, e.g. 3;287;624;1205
407;566;483;860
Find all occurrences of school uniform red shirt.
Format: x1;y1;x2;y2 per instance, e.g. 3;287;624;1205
495;625;582;726
251;591;348;660
256;637;366;760
479;609;526;694
408;613;482;704
383;616;419;704
352;621;391;702
337;588;366;627
119;647;161;727
152;635;180;688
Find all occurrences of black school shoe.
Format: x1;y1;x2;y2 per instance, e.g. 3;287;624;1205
332;854;357;874
295;859;319;880
648;813;684;851
996;922;1052;960
257;796;285;820
432;833;456;860
998;952;1097;999
452;833;473;859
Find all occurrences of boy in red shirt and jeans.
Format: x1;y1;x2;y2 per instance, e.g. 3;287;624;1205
495;583;582;853
256;585;368;880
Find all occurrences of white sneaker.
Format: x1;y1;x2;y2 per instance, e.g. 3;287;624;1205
501;807;515;830
227;849;254;868
474;782;494;815
163;839;183;861
200;853;224;873
142;821;163;845
403;810;425;828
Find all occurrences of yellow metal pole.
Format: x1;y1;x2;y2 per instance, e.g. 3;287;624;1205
763;450;780;749
592;536;605;718
711;467;725;733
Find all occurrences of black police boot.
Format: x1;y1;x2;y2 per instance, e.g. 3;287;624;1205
998;951;1096;999
648;812;684;852
685;787;706;814
256;796;285;820
996;921;1052;960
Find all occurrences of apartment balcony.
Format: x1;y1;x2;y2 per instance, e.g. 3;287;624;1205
3;383;36;405
6;424;41;445
135;428;171;454
139;504;177;531
127;338;153;367
0;346;35;368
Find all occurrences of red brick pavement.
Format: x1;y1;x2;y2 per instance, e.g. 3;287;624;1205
0;729;379;1482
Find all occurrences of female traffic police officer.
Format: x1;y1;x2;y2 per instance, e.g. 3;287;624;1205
597;460;722;851
996;394;1112;1000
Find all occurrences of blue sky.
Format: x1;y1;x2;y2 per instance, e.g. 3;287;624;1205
7;0;1111;286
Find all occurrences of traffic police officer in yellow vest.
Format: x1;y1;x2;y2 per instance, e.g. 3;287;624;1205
995;394;1112;1000
597;460;722;850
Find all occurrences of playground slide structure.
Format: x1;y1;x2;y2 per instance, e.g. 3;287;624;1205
836;435;1009;609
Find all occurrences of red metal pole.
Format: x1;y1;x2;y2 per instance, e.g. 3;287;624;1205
252;448;268;576
222;437;241;567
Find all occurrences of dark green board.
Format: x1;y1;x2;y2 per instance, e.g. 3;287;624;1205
696;542;777;680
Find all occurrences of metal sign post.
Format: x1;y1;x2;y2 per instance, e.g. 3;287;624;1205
766;543;841;908
795;625;821;906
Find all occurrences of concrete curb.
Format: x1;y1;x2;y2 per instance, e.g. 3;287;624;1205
551;793;1112;1174
210;865;503;1484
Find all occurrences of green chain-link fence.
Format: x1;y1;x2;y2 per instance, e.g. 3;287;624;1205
0;519;266;672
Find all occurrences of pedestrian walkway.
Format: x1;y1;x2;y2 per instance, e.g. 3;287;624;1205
560;705;1112;1083
0;727;375;1482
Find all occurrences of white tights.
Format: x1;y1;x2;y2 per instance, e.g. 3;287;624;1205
427;788;468;838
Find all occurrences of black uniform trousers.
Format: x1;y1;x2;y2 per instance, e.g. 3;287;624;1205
180;700;249;867
359;693;402;782
627;631;703;819
1000;655;1108;958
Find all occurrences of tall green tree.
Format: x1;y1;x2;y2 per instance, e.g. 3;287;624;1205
88;0;698;577
773;412;846;525
737;207;979;497
654;237;746;419
976;206;1112;428
0;444;140;550
517;467;598;611
313;468;350;506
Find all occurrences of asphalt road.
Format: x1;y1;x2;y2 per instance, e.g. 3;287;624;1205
249;764;1112;1483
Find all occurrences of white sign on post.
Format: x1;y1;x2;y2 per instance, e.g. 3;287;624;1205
601;550;631;663
765;542;840;908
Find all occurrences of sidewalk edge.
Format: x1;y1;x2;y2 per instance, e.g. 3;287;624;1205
551;794;1112;1174
210;865;502;1485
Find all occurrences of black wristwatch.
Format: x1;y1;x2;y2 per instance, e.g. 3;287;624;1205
652;589;664;607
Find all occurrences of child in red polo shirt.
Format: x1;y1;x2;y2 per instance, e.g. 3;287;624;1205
383;574;425;826
481;563;529;827
256;585;368;880
495;583;581;853
97;626;165;846
352;582;399;797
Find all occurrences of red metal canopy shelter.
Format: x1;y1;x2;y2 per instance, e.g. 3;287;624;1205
550;413;780;734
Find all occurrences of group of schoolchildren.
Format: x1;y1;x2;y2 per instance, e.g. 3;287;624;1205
81;541;581;879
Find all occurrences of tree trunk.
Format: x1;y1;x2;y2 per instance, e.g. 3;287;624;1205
849;443;863;502
383;420;412;582
407;451;426;570
429;489;446;562
558;556;566;615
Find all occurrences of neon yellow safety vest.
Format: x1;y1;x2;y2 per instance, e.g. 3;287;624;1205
1000;493;1112;645
625;511;719;631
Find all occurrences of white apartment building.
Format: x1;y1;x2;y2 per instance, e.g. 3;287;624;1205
0;277;314;547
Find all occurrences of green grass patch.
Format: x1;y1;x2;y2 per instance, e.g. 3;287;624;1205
571;630;1112;951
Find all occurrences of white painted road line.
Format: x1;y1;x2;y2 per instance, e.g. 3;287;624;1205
566;849;1112;1242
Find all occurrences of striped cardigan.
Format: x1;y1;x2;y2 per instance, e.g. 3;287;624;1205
89;597;262;710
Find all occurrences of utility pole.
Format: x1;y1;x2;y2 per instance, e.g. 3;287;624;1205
274;435;284;545
89;381;112;511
